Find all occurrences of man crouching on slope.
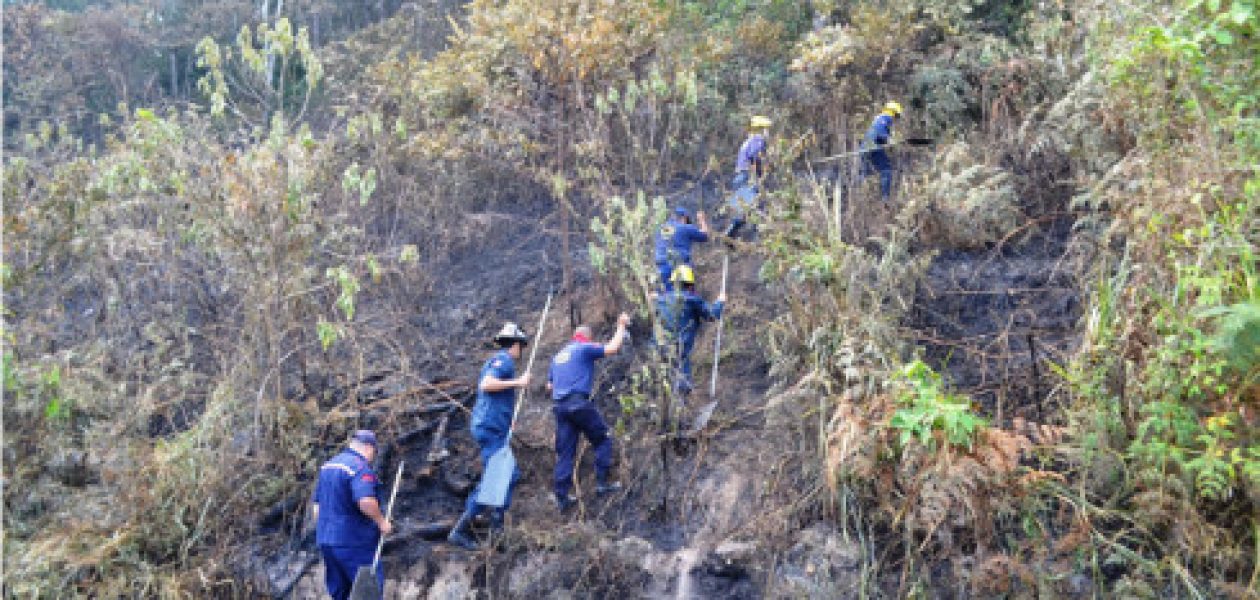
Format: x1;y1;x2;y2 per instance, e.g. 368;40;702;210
548;313;631;511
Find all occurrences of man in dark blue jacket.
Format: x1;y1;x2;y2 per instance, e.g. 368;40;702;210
448;322;533;550
313;429;392;600
547;313;630;510
654;207;710;292
861;101;903;199
654;265;725;395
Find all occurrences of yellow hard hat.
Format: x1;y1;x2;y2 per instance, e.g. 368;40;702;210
883;101;903;117
670;265;696;285
750;115;772;129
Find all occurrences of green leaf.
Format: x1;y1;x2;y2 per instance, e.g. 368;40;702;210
317;320;338;352
1212;29;1235;45
399;245;420;264
1229;1;1254;24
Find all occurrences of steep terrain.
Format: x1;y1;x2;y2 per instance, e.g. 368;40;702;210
5;0;1255;597
245;172;1088;597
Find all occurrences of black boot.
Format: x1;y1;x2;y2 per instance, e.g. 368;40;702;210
555;493;578;512
447;510;479;550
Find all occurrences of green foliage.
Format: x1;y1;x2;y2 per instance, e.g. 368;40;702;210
590;192;669;315
890;360;987;450
341;163;378;206
326;266;361;321
317;318;340;352
1055;0;1260;589
1;352;18;395
195;17;322;125
1203;301;1260;380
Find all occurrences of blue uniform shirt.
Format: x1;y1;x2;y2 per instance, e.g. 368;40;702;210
656;290;724;345
736;133;767;173
471;350;517;439
549;341;606;399
654;218;709;265
863;113;894;147
314;448;380;547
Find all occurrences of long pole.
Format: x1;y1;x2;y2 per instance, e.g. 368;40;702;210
370;461;404;571
507;292;553;438
709;256;729;397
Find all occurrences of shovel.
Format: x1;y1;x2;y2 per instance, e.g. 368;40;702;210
475;292;553;507
811;137;937;163
348;460;404;600
691;255;729;432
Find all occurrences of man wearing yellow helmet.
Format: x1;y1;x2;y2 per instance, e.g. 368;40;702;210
653;265;726;395
727;116;772;237
861;101;903;199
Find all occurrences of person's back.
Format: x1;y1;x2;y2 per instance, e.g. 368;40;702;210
655;217;708;264
547;318;630;510
657;289;700;337
736;132;767;176
549;339;605;400
729;116;772;236
863;113;894;148
860;102;903;199
315;449;378;548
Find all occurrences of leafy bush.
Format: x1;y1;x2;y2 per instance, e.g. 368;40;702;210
891;360;987;450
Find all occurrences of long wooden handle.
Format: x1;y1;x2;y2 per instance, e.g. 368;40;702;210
371;460;405;570
507;292;553;437
710;256;729;397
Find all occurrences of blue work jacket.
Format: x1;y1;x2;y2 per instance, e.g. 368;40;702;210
471;350;517;441
314;448;381;548
656;290;723;346
654;218;709;266
863;113;894;148
549;341;606;399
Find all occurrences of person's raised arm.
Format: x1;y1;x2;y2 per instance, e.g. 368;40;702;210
696;211;710;236
602;313;632;356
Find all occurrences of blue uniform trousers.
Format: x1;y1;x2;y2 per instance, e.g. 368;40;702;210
728;171;759;235
553;393;614;498
861;149;893;198
462;430;520;519
320;544;381;600
657;331;699;394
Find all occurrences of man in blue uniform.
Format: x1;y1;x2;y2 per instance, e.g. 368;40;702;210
312;429;392;600
654;265;725;395
727;115;772;237
448;322;534;551
860;101;903;199
654;207;710;292
547;312;631;510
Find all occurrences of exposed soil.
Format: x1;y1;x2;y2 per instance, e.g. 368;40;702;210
250;174;1083;598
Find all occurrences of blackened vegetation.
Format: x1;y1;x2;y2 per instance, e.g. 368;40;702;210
908;141;1083;423
908;216;1081;420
